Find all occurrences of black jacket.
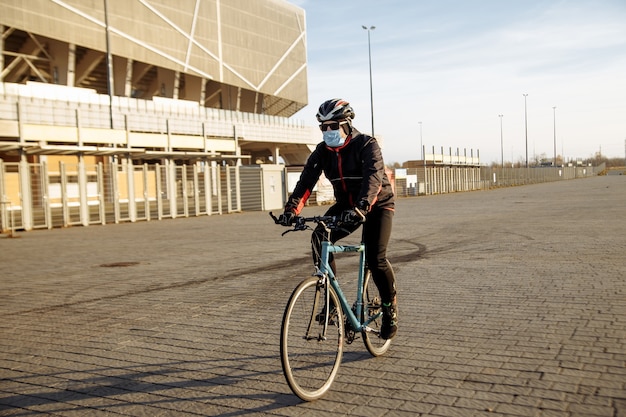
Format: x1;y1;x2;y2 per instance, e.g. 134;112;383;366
286;128;395;214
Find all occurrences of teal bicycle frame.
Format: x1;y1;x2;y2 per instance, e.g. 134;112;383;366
317;240;382;337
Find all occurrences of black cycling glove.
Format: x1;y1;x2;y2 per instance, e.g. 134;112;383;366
341;206;367;226
277;210;296;226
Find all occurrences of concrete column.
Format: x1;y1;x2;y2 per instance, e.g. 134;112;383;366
67;43;76;87
126;156;136;222
173;71;180;99
48;39;69;85
193;163;200;216
225;165;232;213
168;160;177;218
97;162;105;225
234;165;241;212
0;25;4;82
77;154;89;226
113;56;131;96
111;161;120;223
214;161;222;215
273;145;280;165
19;151;33;230
0;159;7;232
200;78;208;105
143;164;149;221
204;161;211;216
181;164;188;217
124;58;133;97
157;67;175;97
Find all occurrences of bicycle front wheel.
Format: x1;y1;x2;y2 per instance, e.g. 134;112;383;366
280;276;344;401
362;269;392;356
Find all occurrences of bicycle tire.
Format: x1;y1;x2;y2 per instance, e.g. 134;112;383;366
280;276;344;401
362;269;392;356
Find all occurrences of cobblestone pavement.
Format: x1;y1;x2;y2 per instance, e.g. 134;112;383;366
1;175;625;417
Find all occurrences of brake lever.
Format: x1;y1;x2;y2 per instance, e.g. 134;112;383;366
281;225;306;236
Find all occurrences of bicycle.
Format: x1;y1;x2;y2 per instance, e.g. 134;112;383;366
270;212;391;401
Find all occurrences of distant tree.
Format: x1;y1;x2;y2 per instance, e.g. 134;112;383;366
598;156;625;168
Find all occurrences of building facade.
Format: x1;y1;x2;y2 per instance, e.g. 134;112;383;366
0;0;321;230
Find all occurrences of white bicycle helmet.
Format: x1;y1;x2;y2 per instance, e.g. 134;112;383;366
316;99;355;122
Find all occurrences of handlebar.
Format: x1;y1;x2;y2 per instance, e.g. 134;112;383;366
269;212;342;235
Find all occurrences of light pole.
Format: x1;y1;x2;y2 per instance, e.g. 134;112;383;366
499;114;504;167
104;0;114;129
419;121;423;160
362;25;375;137
553;106;557;167
523;93;528;167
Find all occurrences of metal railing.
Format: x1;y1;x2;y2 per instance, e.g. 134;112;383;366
393;164;605;197
0;159;237;232
0;82;317;150
0;160;606;233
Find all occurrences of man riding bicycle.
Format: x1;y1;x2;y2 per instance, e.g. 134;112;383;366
277;98;398;340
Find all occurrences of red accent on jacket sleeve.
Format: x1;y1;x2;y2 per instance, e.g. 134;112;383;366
294;189;311;214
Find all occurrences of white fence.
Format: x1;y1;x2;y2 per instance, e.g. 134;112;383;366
0;161;605;233
0;159;237;231
392;165;604;197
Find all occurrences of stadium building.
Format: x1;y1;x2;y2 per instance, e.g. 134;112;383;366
0;0;320;230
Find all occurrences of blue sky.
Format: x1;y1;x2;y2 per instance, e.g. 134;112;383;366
289;0;626;165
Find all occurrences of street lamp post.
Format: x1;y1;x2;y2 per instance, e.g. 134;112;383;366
499;114;504;167
104;0;114;129
362;25;375;137
553;106;557;167
419;121;423;160
523;94;528;167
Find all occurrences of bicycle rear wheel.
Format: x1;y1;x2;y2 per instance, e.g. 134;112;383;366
280;276;344;401
362;269;392;356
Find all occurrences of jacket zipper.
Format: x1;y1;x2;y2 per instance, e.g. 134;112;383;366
335;150;353;206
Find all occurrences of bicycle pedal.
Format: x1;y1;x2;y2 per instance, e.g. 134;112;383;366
346;329;357;344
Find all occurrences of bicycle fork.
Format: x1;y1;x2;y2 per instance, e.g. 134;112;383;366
303;274;331;342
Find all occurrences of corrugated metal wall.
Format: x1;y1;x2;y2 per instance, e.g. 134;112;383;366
240;166;263;212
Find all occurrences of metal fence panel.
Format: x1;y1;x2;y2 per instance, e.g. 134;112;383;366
156;164;172;220
239;166;263;211
210;163;222;215
91;163;105;225
174;166;187;217
101;163;117;224
196;162;209;216
115;162;131;223
59;163;82;227
30;163;49;229
0;159;606;232
0;162;23;232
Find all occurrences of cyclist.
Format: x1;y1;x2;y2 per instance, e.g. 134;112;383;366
277;98;398;340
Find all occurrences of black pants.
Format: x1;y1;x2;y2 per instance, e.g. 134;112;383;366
311;204;396;303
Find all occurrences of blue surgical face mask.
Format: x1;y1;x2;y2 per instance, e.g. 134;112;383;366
323;130;345;147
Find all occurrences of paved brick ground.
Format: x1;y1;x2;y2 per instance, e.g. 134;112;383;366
1;175;625;417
